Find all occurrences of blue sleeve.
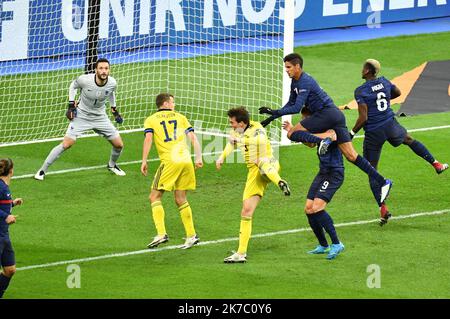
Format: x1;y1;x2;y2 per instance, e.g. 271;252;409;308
0;208;9;220
354;88;366;105
273;87;310;117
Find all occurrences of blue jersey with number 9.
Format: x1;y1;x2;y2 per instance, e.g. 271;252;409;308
354;77;397;132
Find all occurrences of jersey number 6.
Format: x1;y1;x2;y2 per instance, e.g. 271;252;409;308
376;92;388;112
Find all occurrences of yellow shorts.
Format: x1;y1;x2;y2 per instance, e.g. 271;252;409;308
243;160;280;200
152;161;196;191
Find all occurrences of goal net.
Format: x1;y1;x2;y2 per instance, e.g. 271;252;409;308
0;0;288;146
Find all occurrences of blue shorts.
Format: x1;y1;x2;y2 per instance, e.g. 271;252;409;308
307;168;344;203
301;107;352;144
363;118;407;163
0;237;15;267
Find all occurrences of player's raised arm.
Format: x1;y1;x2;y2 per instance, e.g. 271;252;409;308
141;130;153;176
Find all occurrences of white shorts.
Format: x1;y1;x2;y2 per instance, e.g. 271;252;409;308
65;115;119;141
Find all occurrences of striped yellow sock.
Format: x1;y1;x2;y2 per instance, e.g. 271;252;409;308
260;162;281;185
178;202;196;238
151;201;166;236
237;216;252;255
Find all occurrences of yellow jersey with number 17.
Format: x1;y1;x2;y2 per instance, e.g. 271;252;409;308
144;109;194;163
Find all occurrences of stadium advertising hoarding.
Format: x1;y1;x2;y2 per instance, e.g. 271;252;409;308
0;0;449;62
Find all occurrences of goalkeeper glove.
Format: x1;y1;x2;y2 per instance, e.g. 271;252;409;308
259;106;274;115
66;101;77;120
260;116;275;128
111;107;123;124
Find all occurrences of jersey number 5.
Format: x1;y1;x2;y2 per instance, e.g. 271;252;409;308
160;120;177;142
376;92;388;112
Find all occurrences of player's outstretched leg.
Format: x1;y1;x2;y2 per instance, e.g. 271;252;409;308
403;135;448;175
340;142;393;203
258;160;291;196
35;138;75;181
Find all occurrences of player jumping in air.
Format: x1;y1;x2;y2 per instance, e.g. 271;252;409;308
350;59;448;225
260;53;393;205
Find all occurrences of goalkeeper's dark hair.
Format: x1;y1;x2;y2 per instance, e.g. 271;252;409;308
0;158;14;177
227;107;249;125
156;93;174;108
284;53;303;68
95;58;110;69
364;62;377;76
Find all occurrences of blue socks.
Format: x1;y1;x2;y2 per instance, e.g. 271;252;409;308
290;131;323;144
307;214;328;247
408;140;435;164
315;210;340;245
369;177;382;207
307;210;340;246
354;155;386;185
0;273;12;298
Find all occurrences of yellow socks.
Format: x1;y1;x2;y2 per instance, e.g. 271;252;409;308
151;201;166;236
237;216;253;255
178;202;196;238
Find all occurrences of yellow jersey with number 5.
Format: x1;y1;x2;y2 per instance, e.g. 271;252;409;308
144;109;194;163
230;120;274;167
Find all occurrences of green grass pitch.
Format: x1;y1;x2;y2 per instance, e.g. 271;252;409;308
1;32;450;298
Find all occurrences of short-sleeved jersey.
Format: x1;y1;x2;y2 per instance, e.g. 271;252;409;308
69;74;117;118
354;76;396;132
317;142;344;171
0;179;12;238
274;72;336;117
230;121;274;168
144;109;194;163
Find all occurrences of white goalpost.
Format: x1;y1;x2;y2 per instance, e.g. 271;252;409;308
0;0;295;147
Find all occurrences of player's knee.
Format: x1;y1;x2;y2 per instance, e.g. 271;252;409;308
3;267;16;278
344;152;358;162
175;196;186;207
312;203;326;213
62;141;73;150
149;192;161;203
241;207;253;218
403;135;414;145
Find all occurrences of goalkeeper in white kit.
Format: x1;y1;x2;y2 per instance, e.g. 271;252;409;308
34;58;126;180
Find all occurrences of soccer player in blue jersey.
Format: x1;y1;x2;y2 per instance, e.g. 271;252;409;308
260;53;393;204
350;59;448;225
283;108;344;260
0;158;23;298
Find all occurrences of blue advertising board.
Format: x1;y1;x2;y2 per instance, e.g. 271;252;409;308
0;0;449;62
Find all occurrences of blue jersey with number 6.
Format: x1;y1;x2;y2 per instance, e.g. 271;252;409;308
354;77;397;132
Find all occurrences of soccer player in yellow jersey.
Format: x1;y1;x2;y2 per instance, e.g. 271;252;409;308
141;93;203;249
216;107;291;263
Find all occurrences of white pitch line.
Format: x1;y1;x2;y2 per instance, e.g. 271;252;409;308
15;209;449;272
11;123;450;180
